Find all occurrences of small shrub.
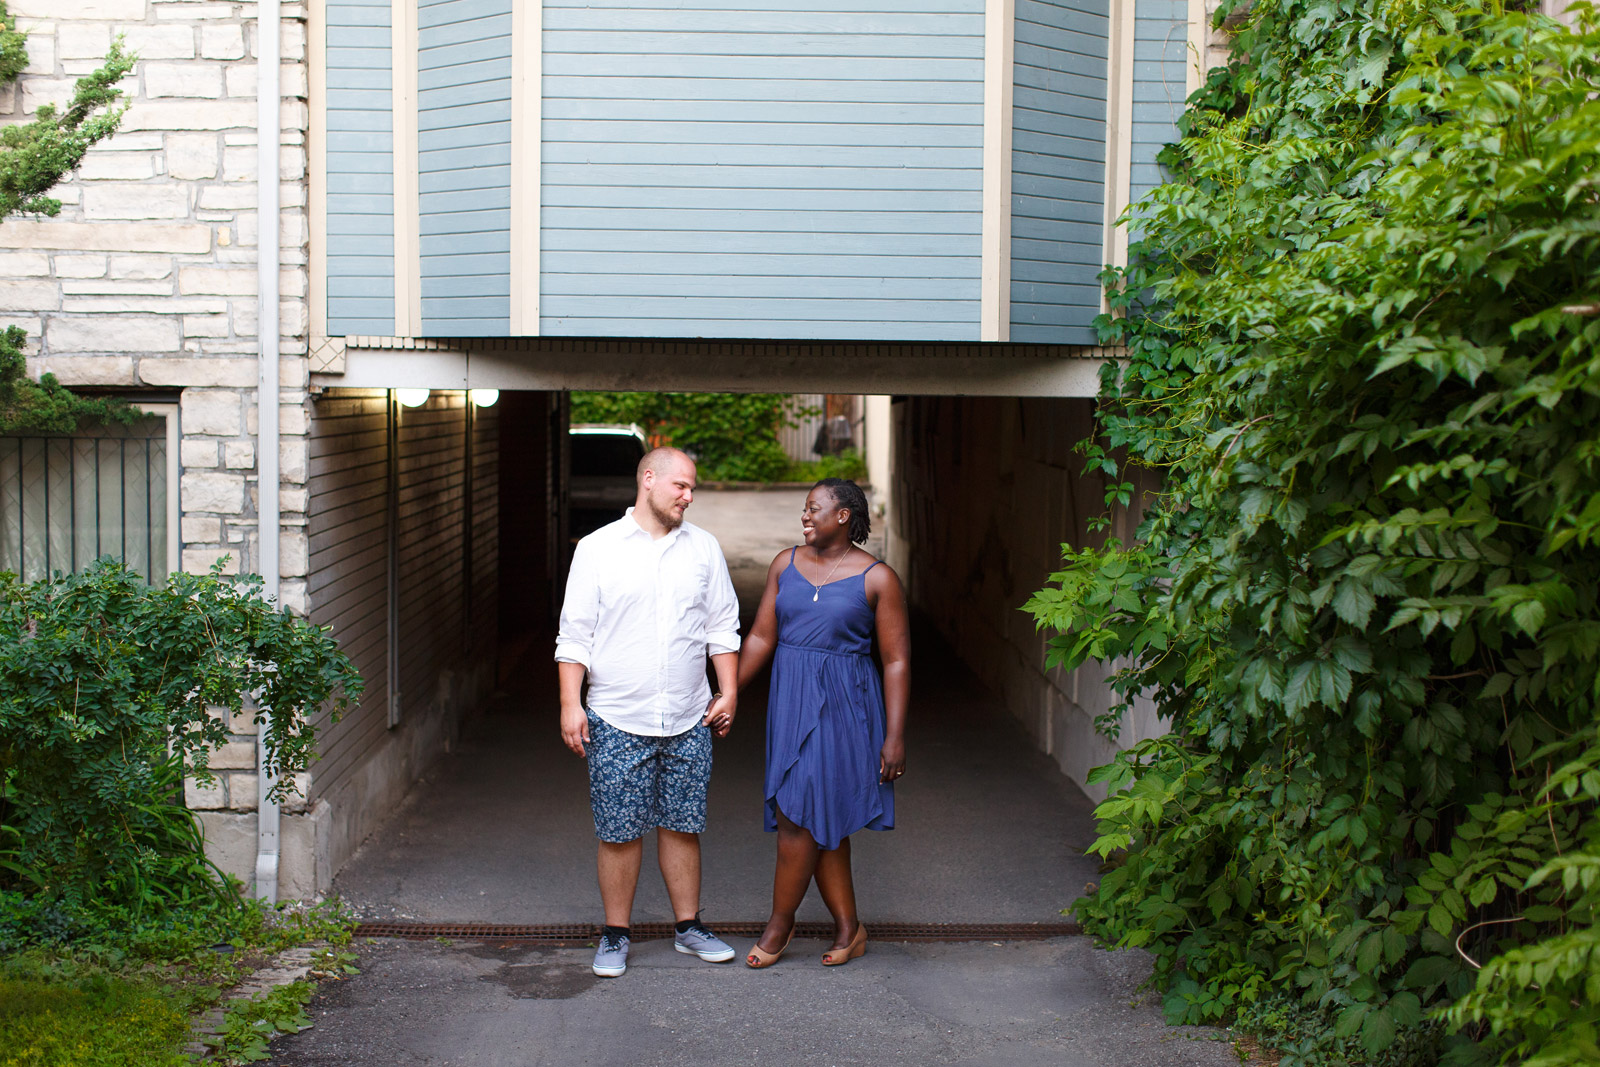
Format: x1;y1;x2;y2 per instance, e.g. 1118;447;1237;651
0;560;360;925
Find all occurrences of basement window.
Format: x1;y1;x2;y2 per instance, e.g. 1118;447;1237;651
0;403;180;585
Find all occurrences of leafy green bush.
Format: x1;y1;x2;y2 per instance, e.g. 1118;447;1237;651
1024;2;1600;1064
0;560;360;918
786;448;868;484
571;391;804;482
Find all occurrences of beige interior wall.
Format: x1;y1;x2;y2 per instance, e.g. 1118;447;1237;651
891;395;1165;798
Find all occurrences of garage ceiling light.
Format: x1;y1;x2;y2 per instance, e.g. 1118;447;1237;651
470;389;499;407
396;388;430;408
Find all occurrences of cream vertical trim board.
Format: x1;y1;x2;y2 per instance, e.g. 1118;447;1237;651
391;0;420;338
308;0;329;341
137;402;183;579
1100;0;1137;297
508;0;542;336
979;0;1014;343
1186;0;1207;95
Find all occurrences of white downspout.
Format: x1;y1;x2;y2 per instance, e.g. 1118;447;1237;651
254;0;284;904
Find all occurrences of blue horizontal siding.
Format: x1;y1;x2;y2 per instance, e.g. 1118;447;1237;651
1129;0;1187;222
326;0;394;337
417;0;511;337
542;0;985;341
547;77;982;104
547;252;975;276
1011;0;1109;345
543;163;983;192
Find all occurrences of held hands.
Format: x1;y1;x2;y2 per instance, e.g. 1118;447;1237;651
703;692;737;738
560;702;590;757
879;736;906;783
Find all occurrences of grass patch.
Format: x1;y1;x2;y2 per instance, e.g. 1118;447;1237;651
0;973;189;1067
0;896;357;1065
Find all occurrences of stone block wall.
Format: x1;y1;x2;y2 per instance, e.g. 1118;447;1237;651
0;2;315;886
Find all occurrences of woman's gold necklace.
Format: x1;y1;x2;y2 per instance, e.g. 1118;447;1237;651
809;545;849;602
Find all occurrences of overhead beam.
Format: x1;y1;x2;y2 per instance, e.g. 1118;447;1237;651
326;339;1110;398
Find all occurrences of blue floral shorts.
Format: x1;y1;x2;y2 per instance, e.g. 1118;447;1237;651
585;708;712;843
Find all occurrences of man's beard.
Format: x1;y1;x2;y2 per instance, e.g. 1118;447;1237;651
649;497;684;529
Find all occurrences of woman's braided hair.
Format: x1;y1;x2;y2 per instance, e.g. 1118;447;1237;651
814;478;871;545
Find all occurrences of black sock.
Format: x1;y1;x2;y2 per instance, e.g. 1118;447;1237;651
603;924;630;941
674;914;701;934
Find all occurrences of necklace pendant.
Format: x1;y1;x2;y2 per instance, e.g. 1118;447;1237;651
812;590;819;602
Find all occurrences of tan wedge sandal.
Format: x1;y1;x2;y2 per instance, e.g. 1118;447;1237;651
745;931;793;969
822;924;867;966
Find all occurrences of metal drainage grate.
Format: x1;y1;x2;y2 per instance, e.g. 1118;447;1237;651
354;920;1082;944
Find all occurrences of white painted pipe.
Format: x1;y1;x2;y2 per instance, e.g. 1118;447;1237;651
254;0;283;904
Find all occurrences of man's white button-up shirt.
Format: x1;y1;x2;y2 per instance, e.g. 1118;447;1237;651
555;510;741;737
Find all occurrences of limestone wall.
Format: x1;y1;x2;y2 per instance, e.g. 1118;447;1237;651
0;1;313;878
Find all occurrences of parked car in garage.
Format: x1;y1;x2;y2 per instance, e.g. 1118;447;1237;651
569;423;648;541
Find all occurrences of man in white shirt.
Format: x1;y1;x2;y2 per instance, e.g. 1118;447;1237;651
556;446;741;977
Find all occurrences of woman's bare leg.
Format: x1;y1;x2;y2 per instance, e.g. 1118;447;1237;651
814;835;860;950
756;808;820;953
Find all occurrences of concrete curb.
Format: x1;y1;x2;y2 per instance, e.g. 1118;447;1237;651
185;944;318;1060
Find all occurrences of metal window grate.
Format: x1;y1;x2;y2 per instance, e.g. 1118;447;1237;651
354;920;1083;944
0;422;169;584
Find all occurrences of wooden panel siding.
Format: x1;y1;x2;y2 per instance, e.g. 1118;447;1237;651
306;391;499;799
540;0;986;340
418;0;513;336
326;0;396;335
1010;0;1110;345
306;391;391;799
394;396;467;728
1129;0;1187;213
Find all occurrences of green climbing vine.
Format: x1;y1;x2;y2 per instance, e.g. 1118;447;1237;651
1023;1;1600;1064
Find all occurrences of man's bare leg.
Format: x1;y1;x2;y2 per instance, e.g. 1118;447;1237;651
656;828;702;923
598;838;644;927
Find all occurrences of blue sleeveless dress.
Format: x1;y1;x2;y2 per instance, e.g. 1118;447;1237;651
764;548;895;850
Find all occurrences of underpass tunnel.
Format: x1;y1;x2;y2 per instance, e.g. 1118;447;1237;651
296;385;1153;903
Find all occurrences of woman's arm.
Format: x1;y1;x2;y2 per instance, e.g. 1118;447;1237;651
734;550;789;693
868;563;910;782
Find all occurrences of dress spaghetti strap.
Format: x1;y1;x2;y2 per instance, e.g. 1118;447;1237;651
861;559;883;575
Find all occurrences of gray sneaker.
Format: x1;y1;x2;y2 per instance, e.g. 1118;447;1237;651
673;919;736;963
592;931;630;977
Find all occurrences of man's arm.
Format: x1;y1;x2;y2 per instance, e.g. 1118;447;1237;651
555;539;599;757
559;661;590;756
702;539;742;737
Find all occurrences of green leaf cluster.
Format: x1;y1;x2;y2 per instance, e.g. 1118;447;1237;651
204;980;315;1065
571;391;806;482
1023;1;1600;1063
0;2;132;220
0;326;142;434
0;560;362;916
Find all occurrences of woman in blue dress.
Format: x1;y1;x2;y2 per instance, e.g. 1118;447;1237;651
733;478;910;967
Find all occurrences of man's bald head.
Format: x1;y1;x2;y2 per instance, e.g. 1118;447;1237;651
637;446;693;488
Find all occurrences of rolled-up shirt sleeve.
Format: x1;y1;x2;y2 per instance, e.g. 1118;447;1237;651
704;542;742;657
554;538;598;669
